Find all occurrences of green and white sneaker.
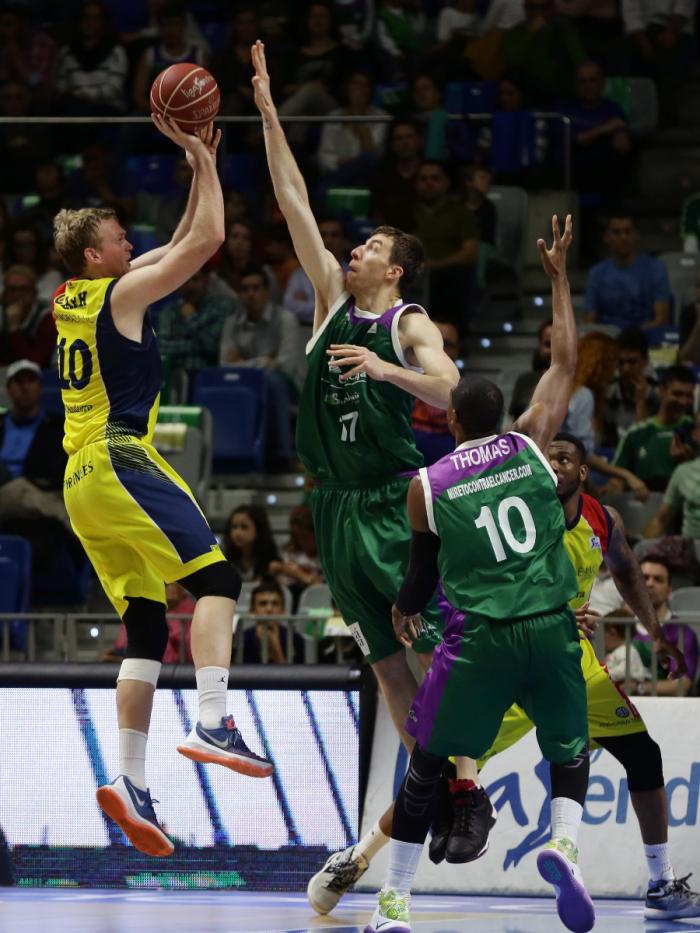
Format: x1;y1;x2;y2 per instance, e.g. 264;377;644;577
364;887;411;933
645;874;700;920
537;837;595;933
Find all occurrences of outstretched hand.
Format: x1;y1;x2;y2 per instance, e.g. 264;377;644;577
538;214;573;280
251;39;277;125
151;113;220;165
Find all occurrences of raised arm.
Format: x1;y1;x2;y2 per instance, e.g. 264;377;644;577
513;214;577;452
251;40;344;326
110;116;225;330
604;505;688;678
326;312;460;408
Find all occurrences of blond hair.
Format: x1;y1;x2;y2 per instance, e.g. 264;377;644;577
573;331;619;428
53;207;117;275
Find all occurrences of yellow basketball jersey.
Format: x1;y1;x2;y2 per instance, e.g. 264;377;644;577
563;493;612;610
53;277;161;455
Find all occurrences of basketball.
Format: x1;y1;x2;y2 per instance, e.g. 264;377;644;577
150;62;220;133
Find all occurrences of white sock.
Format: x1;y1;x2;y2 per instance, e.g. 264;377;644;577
355;820;390;862
551;797;583;847
385;839;422;894
196;666;228;728
644;843;674;884
119;729;147;790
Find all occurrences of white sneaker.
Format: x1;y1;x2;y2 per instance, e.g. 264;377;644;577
537;837;595;933
307;845;369;914
177;715;273;778
364;887;411;933
96;775;173;857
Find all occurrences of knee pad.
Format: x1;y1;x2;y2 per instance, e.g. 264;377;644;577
179;561;242;601
596;732;664;792
122;597;169;662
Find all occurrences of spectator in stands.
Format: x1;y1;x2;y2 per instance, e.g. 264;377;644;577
262;225;299;294
317;71;388;181
223;188;250;229
623;0;695;124
602;327;660;447
19;163;69;244
331;0;374;51
502;0;586;104
0;266;56;368
560;60;632;196
562;331;619;457
283;214;349;332
633;557;698;695
461;164;496;247
214;6;262;116
369;119;424;232
53;1;130;117
243;580;304;664
436;0;480;44
645;408;700;543
410;73;449;161
64;142;135;224
584;213;672;329
0;80;54;194
413;159;479;326
376;0;426;79
508;318;552;420
0;360;68;528
222;505;280;583
102;582;196;663
209;220;277;303
132;1;209;113
678;269;700;365
219;264;302;467
3;223;62;307
135;156;192;243
608;364;696;496
412;319;460;465
557;1;623;70
157;266;233;379
269;504;324;607
0;5;57;105
604;621;650;685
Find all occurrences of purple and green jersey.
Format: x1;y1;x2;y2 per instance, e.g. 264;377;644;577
420;431;577;619
296;292;425;484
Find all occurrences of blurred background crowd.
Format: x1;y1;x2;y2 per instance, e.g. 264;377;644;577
1;0;700;687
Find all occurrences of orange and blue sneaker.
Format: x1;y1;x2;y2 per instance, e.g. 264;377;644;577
96;775;173;857
177;715;273;778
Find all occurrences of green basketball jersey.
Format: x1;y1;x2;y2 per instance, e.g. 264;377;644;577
422;431;577;618
296;292;424;484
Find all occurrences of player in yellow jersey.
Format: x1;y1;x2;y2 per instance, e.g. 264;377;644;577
53;116;272;859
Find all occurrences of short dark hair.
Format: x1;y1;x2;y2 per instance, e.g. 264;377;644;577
660;364;696;388
605;211;636;229
239;263;270;288
451;374;503;435
370;225;424;287
537;318;553;339
251;580;285;609
639;554;672;582
418;158;451;182
552;431;587;463
617;327;649;358
390;118;423;138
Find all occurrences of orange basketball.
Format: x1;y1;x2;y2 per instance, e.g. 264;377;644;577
150;62;220;133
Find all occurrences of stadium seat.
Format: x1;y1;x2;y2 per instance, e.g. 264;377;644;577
191;368;267;474
124;155;177;194
220;154;258;192
40;368;64;418
669;588;700;613
487;186;528;277
0;536;31;652
605;77;658;135
0;557;20;613
602;492;664;539
658;251;698;324
444;81;497;115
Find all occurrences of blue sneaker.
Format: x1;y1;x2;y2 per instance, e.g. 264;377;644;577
177;715;273;778
537;837;595;933
645;874;700;920
96;775;174;857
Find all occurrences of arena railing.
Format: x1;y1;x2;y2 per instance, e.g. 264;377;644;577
0;113;573;190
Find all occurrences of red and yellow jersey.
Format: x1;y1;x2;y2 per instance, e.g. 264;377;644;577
564;493;612;611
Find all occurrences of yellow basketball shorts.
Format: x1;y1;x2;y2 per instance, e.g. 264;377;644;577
477;637;647;770
64;438;224;616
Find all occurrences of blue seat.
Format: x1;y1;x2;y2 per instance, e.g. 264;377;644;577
220;154;258;192
191;368;267;473
445;81;497;115
0;536;31;651
124;155;177;194
0;557;20;613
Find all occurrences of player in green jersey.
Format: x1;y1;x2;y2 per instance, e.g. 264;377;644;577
365;216;596;933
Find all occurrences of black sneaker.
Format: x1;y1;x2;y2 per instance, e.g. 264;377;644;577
428;774;453;864
445;782;496;864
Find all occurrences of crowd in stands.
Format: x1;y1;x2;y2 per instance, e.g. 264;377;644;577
0;1;699;684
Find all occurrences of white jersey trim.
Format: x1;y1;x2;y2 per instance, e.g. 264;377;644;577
419;466;437;535
509;431;558;485
305;290;349;356
391;304;428;373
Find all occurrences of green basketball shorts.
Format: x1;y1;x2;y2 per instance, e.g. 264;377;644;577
407;603;588;764
311;477;442;664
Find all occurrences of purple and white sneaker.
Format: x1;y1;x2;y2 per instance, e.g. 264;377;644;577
537;837;595;933
177;715;273;778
